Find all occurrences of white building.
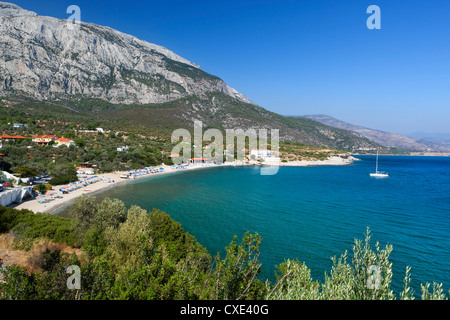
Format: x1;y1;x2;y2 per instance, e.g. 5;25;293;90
32;135;56;146
250;149;272;158
55;138;75;147
117;146;129;152
250;149;280;163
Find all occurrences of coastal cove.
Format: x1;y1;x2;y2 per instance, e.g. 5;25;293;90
15;156;355;215
55;155;450;296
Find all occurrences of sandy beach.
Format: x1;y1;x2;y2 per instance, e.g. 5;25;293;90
12;155;357;214
13;164;220;214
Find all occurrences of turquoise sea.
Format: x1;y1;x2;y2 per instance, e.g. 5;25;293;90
58;156;450;295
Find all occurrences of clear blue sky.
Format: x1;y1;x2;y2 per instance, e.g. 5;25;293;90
11;0;450;134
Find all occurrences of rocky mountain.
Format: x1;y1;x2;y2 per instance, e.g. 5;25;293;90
302;114;450;152
0;2;381;151
0;2;251;105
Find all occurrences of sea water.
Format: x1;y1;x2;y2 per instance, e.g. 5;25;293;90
58;156;450;296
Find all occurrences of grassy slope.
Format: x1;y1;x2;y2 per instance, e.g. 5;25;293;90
1;92;381;151
98;92;380;150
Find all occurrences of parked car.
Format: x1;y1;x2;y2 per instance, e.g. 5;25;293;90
0;184;3;192
2;182;10;188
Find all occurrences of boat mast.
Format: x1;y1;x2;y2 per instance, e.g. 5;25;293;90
376;150;379;173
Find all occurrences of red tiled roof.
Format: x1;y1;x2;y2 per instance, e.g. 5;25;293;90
56;138;74;143
0;134;25;139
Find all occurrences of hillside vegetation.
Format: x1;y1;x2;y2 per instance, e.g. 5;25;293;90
0;202;448;300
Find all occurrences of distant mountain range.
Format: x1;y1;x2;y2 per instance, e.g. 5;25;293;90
406;132;450;146
301;115;450;152
0;2;381;151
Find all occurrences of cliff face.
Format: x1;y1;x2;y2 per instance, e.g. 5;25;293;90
0;2;251;105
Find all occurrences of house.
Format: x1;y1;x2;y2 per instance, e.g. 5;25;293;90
250;149;280;163
32;135;56;146
80;163;98;169
13;123;27;128
0;135;26;145
0;134;14;141
250;149;272;158
55;137;75;147
77;168;95;175
1;134;26;140
117;146;129;152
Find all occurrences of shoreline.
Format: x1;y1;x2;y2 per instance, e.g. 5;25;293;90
12;156;356;214
354;153;450;157
13;163;227;215
274;156;357;167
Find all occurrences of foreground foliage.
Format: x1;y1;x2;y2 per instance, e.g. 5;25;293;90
0;202;448;300
265;229;449;300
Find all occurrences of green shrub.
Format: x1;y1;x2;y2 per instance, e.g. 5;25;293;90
0;206;79;246
11;213;79;247
49;174;78;186
0;206;34;233
2;203;449;300
265;228;429;300
14;165;38;178
35;184;47;194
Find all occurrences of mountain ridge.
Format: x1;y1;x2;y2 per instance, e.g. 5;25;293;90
301;114;450;152
0;2;381;152
0;2;252;105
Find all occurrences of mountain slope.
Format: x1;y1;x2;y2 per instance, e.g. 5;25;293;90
406;132;450;147
92;92;380;151
0;2;251;105
0;2;380;151
302;114;450;152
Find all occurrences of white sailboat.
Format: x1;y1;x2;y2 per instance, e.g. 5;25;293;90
370;150;389;178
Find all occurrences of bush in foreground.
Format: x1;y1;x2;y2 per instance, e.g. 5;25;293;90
1;201;449;300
